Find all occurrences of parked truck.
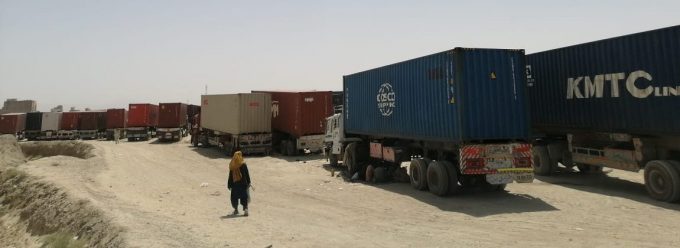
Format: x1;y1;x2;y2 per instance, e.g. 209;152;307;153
58;112;80;140
187;104;201;127
106;108;127;140
331;91;343;114
254;91;333;155
40;112;62;140
527;25;680;202
157;103;188;142
325;47;534;196
24;112;42;140
127;103;158;141
0;113;26;140
79;111;106;139
192;93;272;155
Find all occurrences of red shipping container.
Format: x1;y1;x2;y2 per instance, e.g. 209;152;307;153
254;91;333;138
60;112;81;130
158;103;188;128
128;103;159;127
79;111;106;130
106;108;127;129
0;113;26;134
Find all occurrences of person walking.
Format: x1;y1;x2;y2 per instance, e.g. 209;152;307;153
228;151;251;216
114;128;120;144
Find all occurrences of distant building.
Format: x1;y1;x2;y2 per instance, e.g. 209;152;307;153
0;98;37;114
51;105;63;113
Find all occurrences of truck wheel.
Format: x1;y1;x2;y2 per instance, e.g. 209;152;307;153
374;166;388;183
409;158;429;190
344;143;358;176
441;160;462;195
427;161;450;196
644;160;680;202
532;146;554;175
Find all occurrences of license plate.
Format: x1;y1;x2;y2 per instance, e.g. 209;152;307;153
514;173;534;183
486;158;512;169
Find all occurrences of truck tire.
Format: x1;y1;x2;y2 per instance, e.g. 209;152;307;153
374;166;388;183
532;146;554;175
409;158;429;190
441;160;462;195
344;143;358;176
644;160;680;202
427;161;450;196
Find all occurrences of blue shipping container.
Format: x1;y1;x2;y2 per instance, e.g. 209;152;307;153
527;25;680;136
344;47;530;142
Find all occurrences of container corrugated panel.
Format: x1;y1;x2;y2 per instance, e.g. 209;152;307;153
158;103;188;128
254;91;332;138
79;112;106;130
344;47;529;142
60;112;80;130
25;112;42;131
527;25;680;136
128;104;159;127
0;113;26;134
41;112;62;131
106;109;127;129
201;94;271;134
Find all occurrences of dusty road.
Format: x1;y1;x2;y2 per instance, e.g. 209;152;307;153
16;138;680;247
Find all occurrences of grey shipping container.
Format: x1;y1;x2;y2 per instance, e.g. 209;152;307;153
527;25;680;136
41;112;62;131
344;47;530;142
200;94;271;134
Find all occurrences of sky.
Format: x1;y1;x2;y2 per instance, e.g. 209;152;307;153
1;0;679;111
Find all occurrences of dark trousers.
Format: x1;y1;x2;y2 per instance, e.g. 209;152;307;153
230;186;248;210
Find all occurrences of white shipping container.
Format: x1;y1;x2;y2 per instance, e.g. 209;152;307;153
201;93;271;134
41;112;62;131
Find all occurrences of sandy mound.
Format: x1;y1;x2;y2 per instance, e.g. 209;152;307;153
20;141;95;160
0;135;26;167
0;169;125;247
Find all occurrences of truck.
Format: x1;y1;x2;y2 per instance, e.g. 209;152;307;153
40;112;62;140
24;112;42;140
127;103;159;141
325;47;534;196
331;91;343;114
78;111;106;139
253;91;333;155
187;104;201;127
157;103;188;142
58;112;80;140
0;113;26;140
192;93;272;155
105;108;127;140
526;25;680;202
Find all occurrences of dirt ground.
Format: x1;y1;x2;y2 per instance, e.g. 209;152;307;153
9;137;680;247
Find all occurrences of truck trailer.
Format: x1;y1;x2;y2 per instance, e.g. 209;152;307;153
79;111;106;139
106;108;127;140
40;112;62;140
254;91;333;155
24;112;42;140
0;113;26;140
193;93;272;155
58;112;80;140
157;103;188;142
127;103;158;141
527;25;680;202
325;47;534;196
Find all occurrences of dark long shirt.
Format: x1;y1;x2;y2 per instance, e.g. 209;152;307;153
228;164;251;189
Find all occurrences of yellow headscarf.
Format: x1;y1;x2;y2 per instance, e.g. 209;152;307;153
229;151;245;182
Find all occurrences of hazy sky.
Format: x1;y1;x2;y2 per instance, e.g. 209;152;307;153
1;0;679;111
